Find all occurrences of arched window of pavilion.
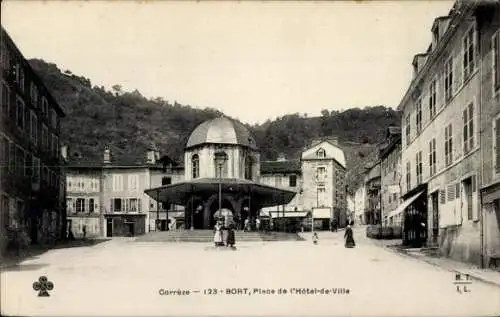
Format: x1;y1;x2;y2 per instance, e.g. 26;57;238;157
191;154;199;179
214;151;228;178
244;156;253;180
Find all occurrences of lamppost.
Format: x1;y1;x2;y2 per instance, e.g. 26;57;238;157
214;151;228;223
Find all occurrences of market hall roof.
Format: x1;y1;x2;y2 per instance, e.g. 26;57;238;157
144;178;297;207
185;116;258;150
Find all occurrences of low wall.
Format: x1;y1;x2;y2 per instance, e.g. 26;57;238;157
438;223;481;266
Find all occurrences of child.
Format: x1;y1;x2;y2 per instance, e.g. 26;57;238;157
312;232;319;244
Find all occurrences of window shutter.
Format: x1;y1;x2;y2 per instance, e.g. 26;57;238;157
471;175;476;192
440;190;446;204
138;199;142;212
110;199;114;212
447;184;455;201
455;183;460;198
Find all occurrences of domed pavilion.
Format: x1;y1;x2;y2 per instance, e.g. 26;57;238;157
144;116;297;229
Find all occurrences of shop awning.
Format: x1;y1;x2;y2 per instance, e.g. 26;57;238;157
387;191;424;219
268;211;309;218
144;178;297;208
312;207;332;219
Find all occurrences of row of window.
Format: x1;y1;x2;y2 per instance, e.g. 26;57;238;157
110;198;142;213
405;102;477;191
0;134;59;187
190;153;254;180
1;82;60;158
404;27;500;147
67;177;100;191
67;197;98;213
0;42;59;128
111;174;139;192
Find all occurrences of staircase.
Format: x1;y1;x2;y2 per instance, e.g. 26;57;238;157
135;230;304;243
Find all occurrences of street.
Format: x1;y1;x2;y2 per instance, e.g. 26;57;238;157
1;228;499;317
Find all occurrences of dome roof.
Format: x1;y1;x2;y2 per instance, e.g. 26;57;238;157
185;116;258;150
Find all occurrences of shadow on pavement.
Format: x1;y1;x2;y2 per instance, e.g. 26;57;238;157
1;263;50;272
1;239;111;269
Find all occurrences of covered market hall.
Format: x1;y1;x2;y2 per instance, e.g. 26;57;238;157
144;116;297;230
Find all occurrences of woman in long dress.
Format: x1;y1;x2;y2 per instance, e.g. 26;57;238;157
226;224;236;249
344;222;356;248
213;221;223;247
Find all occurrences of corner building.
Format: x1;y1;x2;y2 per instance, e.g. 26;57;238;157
0;26;66;251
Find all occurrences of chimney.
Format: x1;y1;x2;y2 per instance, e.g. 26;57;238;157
147;150;157;164
61;145;68;160
103;146;111;164
326;136;338;146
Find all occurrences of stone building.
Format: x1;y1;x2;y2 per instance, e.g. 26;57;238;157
65;155;102;238
0;26;66;251
398;1;499;259
478;3;500;268
364;162;381;225
65;147;183;237
379;127;403;226
259;156;303;216
354;186;366;225
301;137;347;229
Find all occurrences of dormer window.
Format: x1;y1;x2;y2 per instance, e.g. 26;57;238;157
316;148;326;158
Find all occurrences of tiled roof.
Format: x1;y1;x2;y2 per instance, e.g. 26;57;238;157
66;154;182;170
260;160;301;174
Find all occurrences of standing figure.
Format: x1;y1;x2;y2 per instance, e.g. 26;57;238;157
244;218;250;232
344;222;356;248
256;218;261;231
226;224;236;249
213;221;223;247
312;232;319;244
82;225;87;240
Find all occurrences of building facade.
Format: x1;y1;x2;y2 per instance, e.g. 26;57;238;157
66;164;102;238
259;157;303;214
364;162;381;225
354;186;366;225
380;127;402;226
478;3;500;268
398;1;495;260
0;26;66;252
301;137;347;229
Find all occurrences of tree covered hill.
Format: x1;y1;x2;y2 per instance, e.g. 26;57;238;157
29;59;401;191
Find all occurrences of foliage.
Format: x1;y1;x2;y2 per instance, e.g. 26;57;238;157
29;59;401;191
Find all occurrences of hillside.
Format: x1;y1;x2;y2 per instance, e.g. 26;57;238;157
29;59;401;191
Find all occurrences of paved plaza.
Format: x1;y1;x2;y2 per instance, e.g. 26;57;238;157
1;228;499;317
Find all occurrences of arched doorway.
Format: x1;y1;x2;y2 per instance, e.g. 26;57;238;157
186;197;205;229
208;198;234;227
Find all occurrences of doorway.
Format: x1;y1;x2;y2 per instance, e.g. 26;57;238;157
431;191;439;245
463;178;473;221
106;218;113;237
127;223;135;237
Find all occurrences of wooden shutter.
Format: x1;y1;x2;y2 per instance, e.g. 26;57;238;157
138;199;142;212
110;199;114;213
447;184;455;201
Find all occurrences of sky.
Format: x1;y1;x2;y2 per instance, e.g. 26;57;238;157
2;0;454;124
